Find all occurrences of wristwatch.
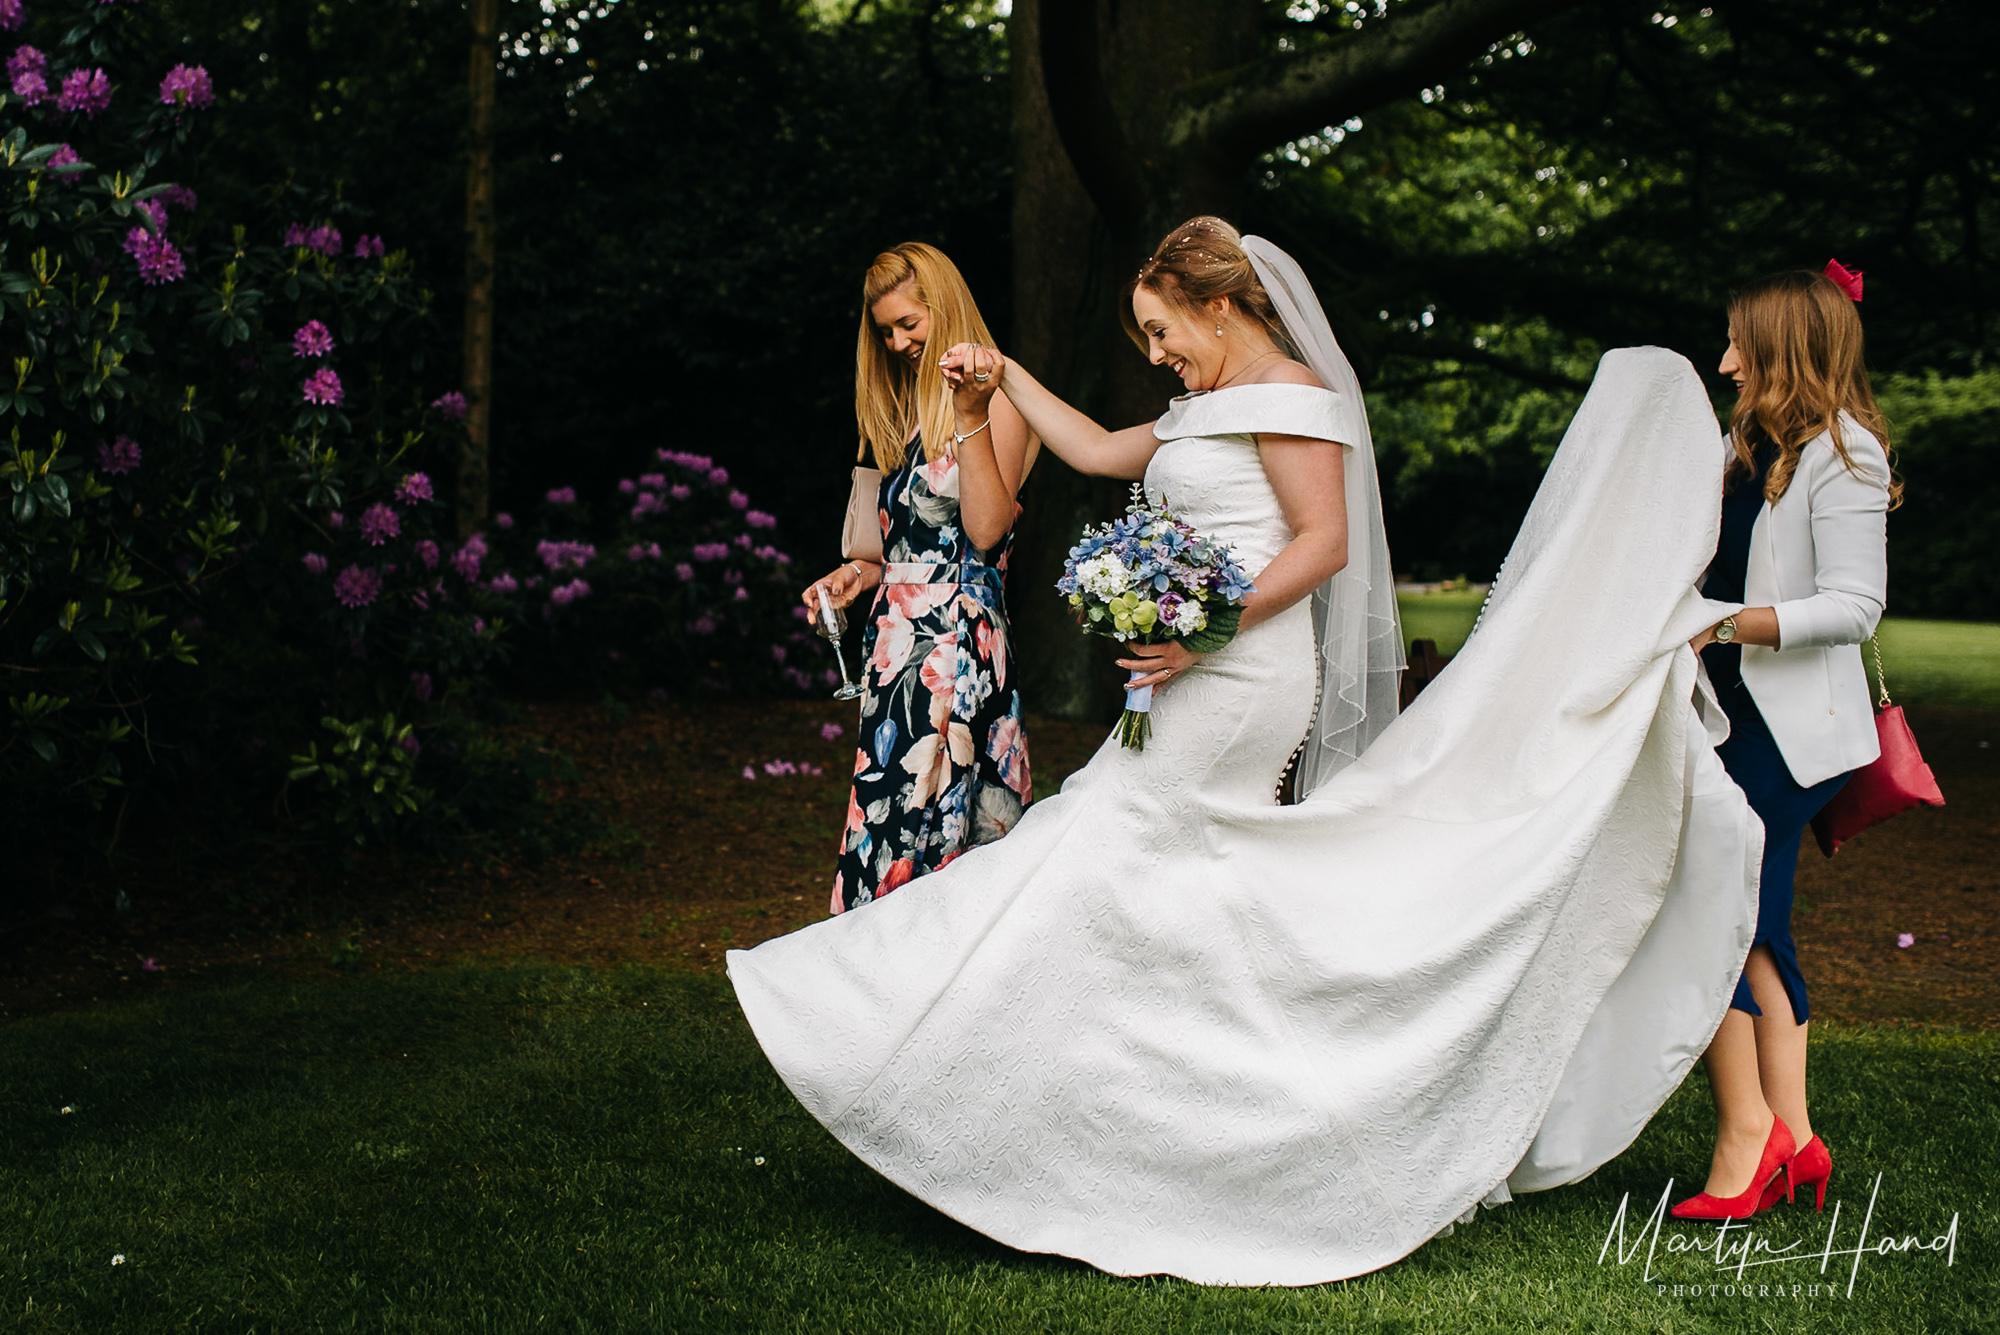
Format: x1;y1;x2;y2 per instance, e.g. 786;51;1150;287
1712;615;1738;645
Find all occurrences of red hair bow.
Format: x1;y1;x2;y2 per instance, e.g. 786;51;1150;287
1823;258;1863;302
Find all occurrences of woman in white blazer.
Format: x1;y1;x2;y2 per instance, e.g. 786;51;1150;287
1672;268;1897;1222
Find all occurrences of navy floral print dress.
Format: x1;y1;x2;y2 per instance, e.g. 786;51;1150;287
833;443;1031;914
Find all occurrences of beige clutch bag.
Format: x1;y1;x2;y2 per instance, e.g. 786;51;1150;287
841;466;884;562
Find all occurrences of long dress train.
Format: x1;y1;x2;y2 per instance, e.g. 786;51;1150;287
727;348;1761;1285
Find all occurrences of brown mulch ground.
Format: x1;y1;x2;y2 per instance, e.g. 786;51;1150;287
2;700;1992;1028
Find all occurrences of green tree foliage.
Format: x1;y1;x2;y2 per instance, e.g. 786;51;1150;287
1248;0;1998;591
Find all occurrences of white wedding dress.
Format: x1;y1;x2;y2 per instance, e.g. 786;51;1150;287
729;347;1761;1285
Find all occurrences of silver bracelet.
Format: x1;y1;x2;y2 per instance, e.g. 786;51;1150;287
952;418;991;447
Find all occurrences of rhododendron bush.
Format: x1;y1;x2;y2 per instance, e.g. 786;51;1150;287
0;1;811;879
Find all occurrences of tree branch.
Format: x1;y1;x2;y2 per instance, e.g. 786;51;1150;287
1037;0;1148;246
1165;0;1585;173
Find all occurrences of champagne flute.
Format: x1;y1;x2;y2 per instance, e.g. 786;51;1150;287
816;583;866;701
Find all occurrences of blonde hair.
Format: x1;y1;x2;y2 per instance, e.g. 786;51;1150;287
1120;216;1292;356
854;242;997;472
1726;269;1901;507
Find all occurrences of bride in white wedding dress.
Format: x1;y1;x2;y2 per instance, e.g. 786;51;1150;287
728;220;1761;1285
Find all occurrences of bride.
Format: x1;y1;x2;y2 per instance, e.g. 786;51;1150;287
728;218;1762;1285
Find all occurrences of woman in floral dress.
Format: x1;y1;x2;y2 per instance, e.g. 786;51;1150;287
803;243;1035;914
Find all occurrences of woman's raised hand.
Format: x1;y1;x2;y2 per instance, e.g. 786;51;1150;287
939;342;1006;415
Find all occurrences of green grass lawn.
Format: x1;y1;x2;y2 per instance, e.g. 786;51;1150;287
1398;592;2000;707
4;967;1991;1333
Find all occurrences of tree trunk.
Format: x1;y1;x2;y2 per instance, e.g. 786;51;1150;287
1007;0;1260;721
457;0;499;538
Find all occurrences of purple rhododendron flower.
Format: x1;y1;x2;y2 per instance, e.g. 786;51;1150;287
691;615;716;635
746;509;776;529
302;552;328;574
820;722;844;740
488;572;519;594
8;44;45;104
707;467;729;486
728;490;749;510
617;478;637;495
302;367;344;405
548;578;591;607
430;391;466;421
353;235;385;259
733;586;750;602
159;183;197;212
398;734;421;756
47;144;80;183
545;486;576;505
691;542;728;562
292;320;333;358
332;564;382;608
395;472;434;505
534;539;595;572
135;198;168;232
452;533;487;580
638;473;666;489
630;492;661;518
669;484;691;500
57;67;111;117
358;502;400;546
158;63;214;109
282;222;309;247
674;562;694;582
770;644;787;663
96;435;141;475
410;671;433;703
0;1;22;33
307;224;341;256
414;539;440;569
123;228;185;285
493;512;513;529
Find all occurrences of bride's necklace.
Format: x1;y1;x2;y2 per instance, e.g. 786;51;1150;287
1211;347;1283;392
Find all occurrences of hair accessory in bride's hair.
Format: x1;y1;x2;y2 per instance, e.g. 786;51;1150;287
1822;258;1863;302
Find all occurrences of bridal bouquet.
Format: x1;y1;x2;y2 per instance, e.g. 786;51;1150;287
1058;487;1255;750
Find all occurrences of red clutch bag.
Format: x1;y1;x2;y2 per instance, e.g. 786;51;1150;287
1810;638;1946;856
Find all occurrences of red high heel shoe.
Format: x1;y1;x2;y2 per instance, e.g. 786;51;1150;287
1759;1135;1833;1212
1671;1115;1796;1221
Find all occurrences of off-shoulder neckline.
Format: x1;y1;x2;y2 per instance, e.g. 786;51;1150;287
1167;380;1340;405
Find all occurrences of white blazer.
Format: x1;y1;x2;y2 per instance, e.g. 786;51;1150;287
1731;413;1892;787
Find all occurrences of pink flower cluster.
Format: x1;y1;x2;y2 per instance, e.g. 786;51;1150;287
158;63;214;109
7;44;43;103
548;578;591;607
58;67;110;117
535;539;595;572
292;320;333;358
545;486;576;505
96;435;141;475
284;222;344;257
395;472;434;505
332;564;382;609
302;552;328;574
122;225;184;285
359;503;400;546
353;235;386;259
453;533;488;580
626;542;663;562
690;542;730;563
0;1;21;32
430;391;466;421
414;539;440;569
159;184;197;212
745;509;777;529
302;366;344;406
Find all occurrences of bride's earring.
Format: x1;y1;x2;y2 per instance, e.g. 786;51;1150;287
1215;326;1224;337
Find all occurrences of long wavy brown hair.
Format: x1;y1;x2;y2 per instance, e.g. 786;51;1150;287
1725;269;1900;507
1119;215;1294;357
853;242;997;472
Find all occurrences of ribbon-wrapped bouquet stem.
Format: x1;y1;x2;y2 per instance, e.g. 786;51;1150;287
1058;486;1255;750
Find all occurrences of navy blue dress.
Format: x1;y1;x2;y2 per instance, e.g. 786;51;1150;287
1701;439;1849;1023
